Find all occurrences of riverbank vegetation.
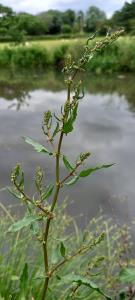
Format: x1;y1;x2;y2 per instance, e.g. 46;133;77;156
0;1;135;73
0;36;135;73
0;201;135;300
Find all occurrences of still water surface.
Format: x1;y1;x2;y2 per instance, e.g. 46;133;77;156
0;71;135;222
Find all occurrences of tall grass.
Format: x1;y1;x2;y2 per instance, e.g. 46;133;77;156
0;202;134;300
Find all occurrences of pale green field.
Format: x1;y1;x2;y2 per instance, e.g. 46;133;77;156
0;36;134;51
0;38;85;50
31;38;86;50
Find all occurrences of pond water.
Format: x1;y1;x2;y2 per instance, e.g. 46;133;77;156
0;70;135;223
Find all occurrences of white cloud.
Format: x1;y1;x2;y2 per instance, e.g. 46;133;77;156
0;0;132;15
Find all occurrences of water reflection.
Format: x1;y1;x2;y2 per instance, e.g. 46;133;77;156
0;71;135;223
0;71;135;111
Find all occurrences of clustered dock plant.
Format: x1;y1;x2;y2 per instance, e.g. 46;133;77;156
7;30;124;300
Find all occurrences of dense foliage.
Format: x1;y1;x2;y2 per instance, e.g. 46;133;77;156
0;203;135;300
0;1;135;42
0;37;135;73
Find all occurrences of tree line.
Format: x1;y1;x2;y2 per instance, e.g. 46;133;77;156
0;1;135;42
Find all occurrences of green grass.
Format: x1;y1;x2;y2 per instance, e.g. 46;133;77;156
0;201;134;300
0;36;135;72
31;37;85;50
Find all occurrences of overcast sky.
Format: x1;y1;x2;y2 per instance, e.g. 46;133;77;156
1;0;132;17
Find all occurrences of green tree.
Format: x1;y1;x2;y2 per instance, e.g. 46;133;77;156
111;1;135;32
17;13;46;36
0;3;13;16
85;6;107;33
77;10;84;33
62;9;75;27
38;10;62;34
61;24;72;34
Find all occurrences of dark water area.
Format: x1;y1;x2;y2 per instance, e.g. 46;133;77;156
0;70;135;224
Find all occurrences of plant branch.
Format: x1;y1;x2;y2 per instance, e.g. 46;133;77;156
13;179;53;218
60;161;82;186
50;234;104;276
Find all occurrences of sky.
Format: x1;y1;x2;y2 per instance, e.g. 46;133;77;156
1;0;132;17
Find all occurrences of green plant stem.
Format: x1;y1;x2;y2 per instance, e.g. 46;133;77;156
41;67;83;299
41;112;66;300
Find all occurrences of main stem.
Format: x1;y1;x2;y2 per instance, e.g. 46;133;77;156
41;82;71;300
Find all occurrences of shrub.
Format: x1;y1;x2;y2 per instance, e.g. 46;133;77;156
53;43;69;67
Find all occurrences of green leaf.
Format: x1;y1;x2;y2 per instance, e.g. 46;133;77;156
8;215;41;233
19;263;29;300
63;103;78;134
19;171;24;189
79;164;114;178
119;291;126;300
0;186;11;192
64;275;112;300
52;122;59;139
42;184;54;201
56;274;61;281
11;275;19;281
23;137;52;155
8;187;24;200
63;155;74;171
27;204;41;236
60;242;66;257
65;176;79;186
119;268;135;284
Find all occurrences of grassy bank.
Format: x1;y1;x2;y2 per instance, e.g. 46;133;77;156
0;37;135;73
0;202;134;300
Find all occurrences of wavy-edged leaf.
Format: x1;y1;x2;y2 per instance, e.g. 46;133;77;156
64;275;112;300
63;155;74;171
60;242;66;257
42;184;54;201
79;164;114;178
65;175;79;186
8;215;41;232
23;137;52;155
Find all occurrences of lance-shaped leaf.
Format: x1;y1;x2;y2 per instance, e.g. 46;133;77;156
65;175;79;186
60;242;66;257
63;155;74;171
8;215;41;232
64;275;112;300
52;122;59;140
18;171;24;190
65;164;114;186
41;184;54;201
23;137;53;155
19;263;29;300
79;164;114;178
63;103;78;134
8;187;24;200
